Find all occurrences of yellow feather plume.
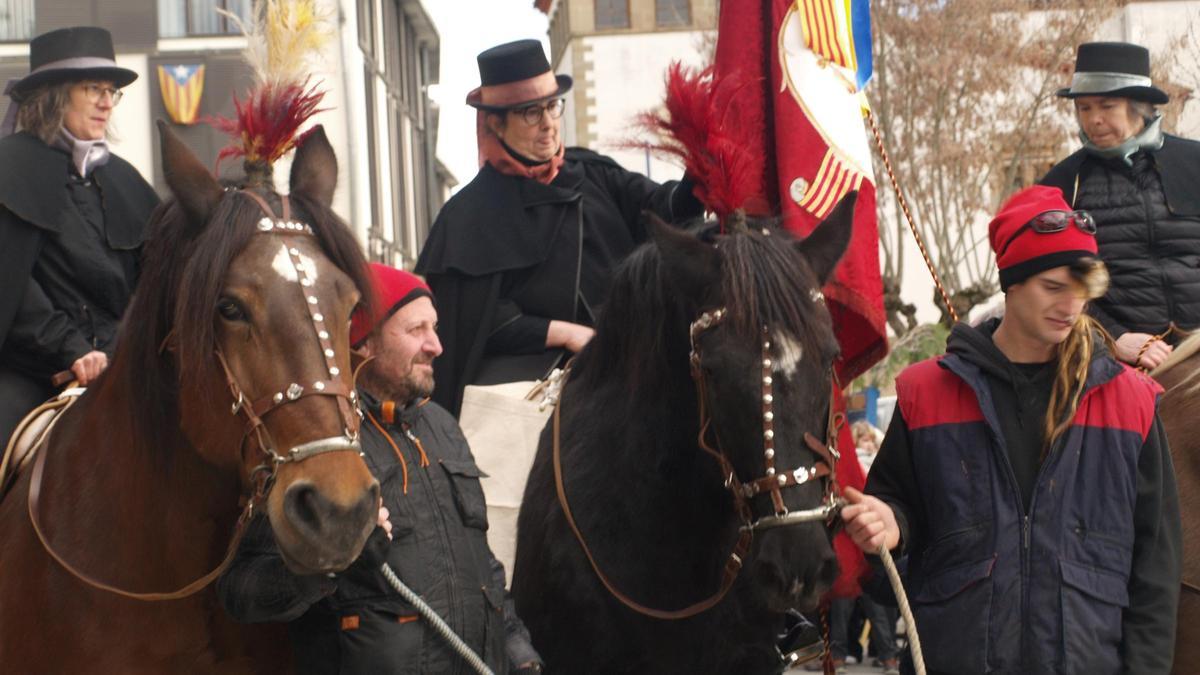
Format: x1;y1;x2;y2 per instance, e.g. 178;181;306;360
219;0;333;87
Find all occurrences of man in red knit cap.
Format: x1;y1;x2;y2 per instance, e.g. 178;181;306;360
840;186;1180;674
219;263;544;674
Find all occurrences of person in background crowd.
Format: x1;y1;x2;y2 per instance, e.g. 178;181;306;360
0;26;158;446
1041;41;1200;370
415;39;703;416
843;185;1180;675
218;264;543;675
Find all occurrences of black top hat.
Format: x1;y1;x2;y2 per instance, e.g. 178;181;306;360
11;27;138;99
466;39;572;110
1056;42;1168;104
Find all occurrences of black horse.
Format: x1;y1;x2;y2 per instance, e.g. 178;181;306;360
511;194;856;674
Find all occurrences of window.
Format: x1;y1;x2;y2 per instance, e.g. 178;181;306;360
0;0;32;41
656;0;690;27
159;0;253;38
595;0;629;30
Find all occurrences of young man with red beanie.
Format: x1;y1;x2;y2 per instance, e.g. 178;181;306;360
841;186;1180;674
218;263;544;674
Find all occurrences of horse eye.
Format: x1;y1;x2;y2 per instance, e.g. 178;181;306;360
217;298;248;322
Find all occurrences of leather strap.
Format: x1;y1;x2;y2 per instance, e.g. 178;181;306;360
552;367;753;620
26;404;256;601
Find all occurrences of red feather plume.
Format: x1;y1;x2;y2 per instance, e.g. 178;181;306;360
634;63;761;224
208;78;327;172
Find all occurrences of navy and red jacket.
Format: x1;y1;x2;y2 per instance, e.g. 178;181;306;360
867;321;1180;675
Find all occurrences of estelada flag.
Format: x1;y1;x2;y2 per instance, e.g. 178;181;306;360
158;64;205;126
716;0;885;598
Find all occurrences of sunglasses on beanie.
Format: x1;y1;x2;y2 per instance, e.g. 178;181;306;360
999;209;1097;258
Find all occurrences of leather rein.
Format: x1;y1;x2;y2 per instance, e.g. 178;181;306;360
553;305;843;620
27;190;364;601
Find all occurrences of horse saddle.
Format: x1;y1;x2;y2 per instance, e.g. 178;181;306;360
0;387;84;500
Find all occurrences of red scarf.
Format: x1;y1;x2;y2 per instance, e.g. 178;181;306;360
476;110;564;184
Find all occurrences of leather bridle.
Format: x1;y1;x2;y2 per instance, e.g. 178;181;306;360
552;305;843;621
27;190;363;601
688;307;843;534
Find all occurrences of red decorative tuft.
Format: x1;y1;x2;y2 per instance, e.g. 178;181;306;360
634;64;761;224
207;78;327;171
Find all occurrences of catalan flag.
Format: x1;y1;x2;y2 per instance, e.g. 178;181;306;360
157;64;205;126
715;0;882;600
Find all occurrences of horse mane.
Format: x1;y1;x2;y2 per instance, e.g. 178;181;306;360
107;188;372;461
574;220;835;398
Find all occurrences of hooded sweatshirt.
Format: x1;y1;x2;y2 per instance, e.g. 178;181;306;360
866;318;1180;675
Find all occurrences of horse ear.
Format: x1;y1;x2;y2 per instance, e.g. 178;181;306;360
796;191;856;285
157;120;222;229
650;213;719;299
290;125;337;208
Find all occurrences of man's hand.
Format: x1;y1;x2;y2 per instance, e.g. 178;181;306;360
70;350;108;385
513;662;544;674
840;486;900;554
377;506;392;540
1114;332;1172;369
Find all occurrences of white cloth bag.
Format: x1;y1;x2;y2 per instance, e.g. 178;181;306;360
458;376;560;585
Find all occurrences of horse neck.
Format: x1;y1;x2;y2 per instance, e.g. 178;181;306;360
35;371;243;589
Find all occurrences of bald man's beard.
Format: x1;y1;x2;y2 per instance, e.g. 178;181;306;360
359;354;436;404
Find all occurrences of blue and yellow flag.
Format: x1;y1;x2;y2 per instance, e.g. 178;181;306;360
157;64;205;125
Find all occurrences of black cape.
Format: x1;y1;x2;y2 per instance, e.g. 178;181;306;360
415;147;699;416
0;132;158;352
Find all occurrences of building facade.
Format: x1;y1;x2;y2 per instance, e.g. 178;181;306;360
0;0;450;269
536;0;716;180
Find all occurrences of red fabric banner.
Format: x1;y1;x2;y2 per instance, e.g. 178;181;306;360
715;0;886;598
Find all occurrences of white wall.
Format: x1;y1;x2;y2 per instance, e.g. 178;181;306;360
572;30;713;180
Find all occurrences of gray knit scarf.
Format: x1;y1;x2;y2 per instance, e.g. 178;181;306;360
1081;115;1164;167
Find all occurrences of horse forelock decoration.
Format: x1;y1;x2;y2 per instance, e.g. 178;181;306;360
512;193;856;674
0;122;379;673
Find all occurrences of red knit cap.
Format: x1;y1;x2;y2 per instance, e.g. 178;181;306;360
989;185;1098;291
350;263;432;347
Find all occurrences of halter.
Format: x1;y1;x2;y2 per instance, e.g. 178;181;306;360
688;307;843;534
26;189;365;602
552;305;844;621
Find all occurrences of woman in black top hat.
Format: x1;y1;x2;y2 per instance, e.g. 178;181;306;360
0;26;159;446
1041;41;1200;370
415;39;703;415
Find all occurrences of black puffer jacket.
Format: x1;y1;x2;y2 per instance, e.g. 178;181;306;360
217;395;539;674
1041;134;1200;338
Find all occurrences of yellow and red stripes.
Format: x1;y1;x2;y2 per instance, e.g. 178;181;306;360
796;148;865;218
798;0;853;71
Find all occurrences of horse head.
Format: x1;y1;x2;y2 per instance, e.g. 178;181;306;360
651;193;856;612
155;122;378;575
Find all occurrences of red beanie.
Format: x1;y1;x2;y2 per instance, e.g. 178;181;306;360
989;185;1098;291
350;263;433;347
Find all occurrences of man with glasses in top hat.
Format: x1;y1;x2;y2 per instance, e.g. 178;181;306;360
1042;41;1200;370
415;39;704;417
0;26;158;449
841;185;1180;674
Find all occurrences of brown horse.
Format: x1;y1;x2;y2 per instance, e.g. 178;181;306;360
0;123;380;673
1152;334;1200;675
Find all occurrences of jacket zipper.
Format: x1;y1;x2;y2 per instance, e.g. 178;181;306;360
401;419;464;673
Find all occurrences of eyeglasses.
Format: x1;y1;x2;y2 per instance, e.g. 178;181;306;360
511;98;565;126
79;83;123;105
999;209;1097;258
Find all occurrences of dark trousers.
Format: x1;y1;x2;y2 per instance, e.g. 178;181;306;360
829;595;898;662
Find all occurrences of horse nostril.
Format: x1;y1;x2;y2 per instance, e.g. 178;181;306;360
283;482;331;536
